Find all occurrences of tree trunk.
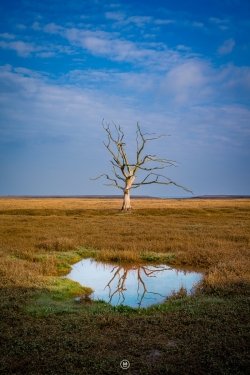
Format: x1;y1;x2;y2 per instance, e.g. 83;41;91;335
121;175;135;210
122;189;131;210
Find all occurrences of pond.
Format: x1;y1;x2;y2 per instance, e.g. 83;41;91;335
66;258;203;308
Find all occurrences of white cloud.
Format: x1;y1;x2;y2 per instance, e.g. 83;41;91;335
0;40;37;57
192;22;203;27
161;60;212;104
209;17;229;30
31;22;42;31
16;24;26;30
155;19;175;25
13;67;48;79
56;45;76;55
209;17;229;24
217;38;235;55
43;23;64;34
0;33;76;58
159;59;250;109
176;45;191;51
104;13;152;28
36;51;56;58
0;65;141;146
126;16;152;26
109;3;121;8
0;33;15;39
217;64;250;101
105;11;125;21
43;24;183;69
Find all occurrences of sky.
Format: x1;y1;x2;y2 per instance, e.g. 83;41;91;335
0;0;250;197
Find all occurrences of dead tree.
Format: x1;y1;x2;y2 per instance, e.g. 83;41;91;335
91;120;192;210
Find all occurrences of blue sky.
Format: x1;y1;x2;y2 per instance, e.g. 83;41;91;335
0;0;249;196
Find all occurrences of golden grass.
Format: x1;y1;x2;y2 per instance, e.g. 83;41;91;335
0;197;249;294
0;196;249;209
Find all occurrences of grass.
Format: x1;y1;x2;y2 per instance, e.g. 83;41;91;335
24;277;93;317
0;197;249;374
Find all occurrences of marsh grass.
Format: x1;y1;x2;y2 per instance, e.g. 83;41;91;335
37;236;75;251
24;277;93;317
0;198;249;374
1;197;249;294
94;249;176;263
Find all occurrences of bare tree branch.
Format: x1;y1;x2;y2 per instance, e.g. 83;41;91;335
112;165;126;182
131;172;193;194
90;173;123;190
118;156;179;167
90;121;193;209
102;120;132;177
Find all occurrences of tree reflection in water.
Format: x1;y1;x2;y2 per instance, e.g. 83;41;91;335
104;264;172;307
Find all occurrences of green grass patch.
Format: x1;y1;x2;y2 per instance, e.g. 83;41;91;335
76;245;97;259
55;251;83;274
24;277;93;317
141;252;176;262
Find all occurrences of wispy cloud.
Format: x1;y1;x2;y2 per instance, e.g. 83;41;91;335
176;45;191;51
0;62;249;148
209;17;229;24
192;22;204;27
218;38;235;55
209;17;229;30
0;40;38;57
0;33;16;39
160;59;250;107
161;60;213;105
105;11;125;21
0;33;76;58
43;23;184;68
43;22;64;34
125;16;152;26
0;65;141;145
105;13;153;28
36;51;56;58
155;19;175;25
31;22;42;31
16;24;26;30
1;59;249;147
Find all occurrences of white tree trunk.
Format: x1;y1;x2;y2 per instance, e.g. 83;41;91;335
121;175;135;210
122;189;131;210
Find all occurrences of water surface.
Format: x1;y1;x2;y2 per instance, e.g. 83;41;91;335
66;258;202;308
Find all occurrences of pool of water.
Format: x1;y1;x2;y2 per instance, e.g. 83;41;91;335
66;258;203;308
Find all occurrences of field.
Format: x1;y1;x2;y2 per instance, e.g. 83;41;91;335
0;197;249;374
